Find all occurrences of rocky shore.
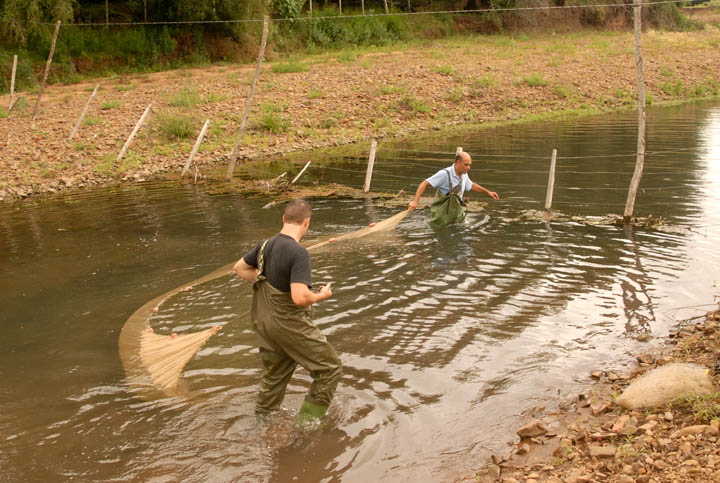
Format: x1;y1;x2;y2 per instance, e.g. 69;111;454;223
476;304;720;483
2;10;719;202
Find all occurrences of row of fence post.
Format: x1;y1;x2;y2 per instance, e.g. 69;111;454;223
4;5;646;214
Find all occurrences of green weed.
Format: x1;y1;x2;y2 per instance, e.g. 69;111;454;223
308;89;324;99
156;113;198;140
553;85;571;98
259;112;290;133
523;73;548;87
377;84;406;95
434;64;454;76
168;87;202;107
398;96;430;114
337;51;358;63
271;62;309;74
101;100;120;110
116;84;136;92
84;116;101;126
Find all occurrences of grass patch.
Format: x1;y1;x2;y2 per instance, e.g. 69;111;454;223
433;64;454;76
205;92;226;103
473;76;494;89
116;84;136;92
156;113;198;140
258;112;290;133
308;89;324;99
271;61;309;74
553;84;571;98
682;392;720;424
95;154;116;176
337;51;358;63
447;88;464;102
377;84;407;95
523;73;548;87
660;79;685;97
84;116;101;126
398;96;430;114
168;87;202;107
101;100;120;110
0;107;8;118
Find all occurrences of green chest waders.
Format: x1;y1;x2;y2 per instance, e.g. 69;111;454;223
250;240;342;420
429;169;467;228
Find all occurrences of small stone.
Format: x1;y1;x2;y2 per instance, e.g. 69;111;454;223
589;445;616;458
516;443;530;455
612;414;630;432
664;411;674;421
516;420;547;439
671;425;718;438
623;464;634;474
591;371;603;379
639;420;658;433
681;441;692;455
637;353;655;364
711;419;720;431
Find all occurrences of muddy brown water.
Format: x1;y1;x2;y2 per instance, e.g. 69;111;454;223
1;101;719;482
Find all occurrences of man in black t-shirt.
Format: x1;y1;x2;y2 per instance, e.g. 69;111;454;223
233;199;342;423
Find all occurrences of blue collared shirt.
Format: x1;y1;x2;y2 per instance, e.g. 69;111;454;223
426;166;473;198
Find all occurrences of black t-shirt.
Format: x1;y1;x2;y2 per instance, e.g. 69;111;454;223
243;233;312;292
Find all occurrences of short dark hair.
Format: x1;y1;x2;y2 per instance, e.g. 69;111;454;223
283;199;312;224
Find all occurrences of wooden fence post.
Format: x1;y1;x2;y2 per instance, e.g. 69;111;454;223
383;0;389;14
339;0;342;14
309;0;313;16
117;103;152;161
9;55;17;111
624;0;646;223
362;0;365;15
545;148;557;210
32;20;61;122
291;161;312;184
68;84;99;141
363;140;378;192
182;119;210;177
226;15;269;180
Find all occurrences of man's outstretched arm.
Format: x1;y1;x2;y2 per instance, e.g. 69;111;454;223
408;180;430;211
471;182;499;200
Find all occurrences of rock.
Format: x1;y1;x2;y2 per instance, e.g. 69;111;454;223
637;353;655;364
664;411;674;422
612;414;630;432
589;445;616;458
516;443;530;455
516;420;547;439
615;363;714;409
670;425;719;438
591;371;603;379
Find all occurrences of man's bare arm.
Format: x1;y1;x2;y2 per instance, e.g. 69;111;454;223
471;182;499;200
290;282;332;307
233;258;258;282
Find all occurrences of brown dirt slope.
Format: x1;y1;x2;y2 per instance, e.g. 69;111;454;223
1;11;719;201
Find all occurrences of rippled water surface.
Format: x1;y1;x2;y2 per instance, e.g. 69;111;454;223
1;102;719;482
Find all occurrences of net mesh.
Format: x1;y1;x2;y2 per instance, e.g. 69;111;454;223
119;210;409;396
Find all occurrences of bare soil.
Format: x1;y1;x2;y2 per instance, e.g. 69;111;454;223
1;10;719;202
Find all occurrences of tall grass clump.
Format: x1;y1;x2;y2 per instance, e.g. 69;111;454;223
156;113;198;140
168;87;202;107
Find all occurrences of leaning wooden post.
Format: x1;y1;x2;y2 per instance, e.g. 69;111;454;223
68;84;99;141
363;140;378;192
291;161;312;184
544;148;557;210
9;55;17;111
226;15;269;180
117;103;152;161
32;20;61;122
182;119;210;177
624;0;646;223
383;0;390;14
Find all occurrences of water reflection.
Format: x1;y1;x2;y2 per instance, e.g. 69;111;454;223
0;102;719;482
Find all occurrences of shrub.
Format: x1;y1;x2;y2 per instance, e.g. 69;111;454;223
101;100;120;110
168;87;202;107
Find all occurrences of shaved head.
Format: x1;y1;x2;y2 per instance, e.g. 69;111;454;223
283;199;312;225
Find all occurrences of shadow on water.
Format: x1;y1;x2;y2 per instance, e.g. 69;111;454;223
1;101;719;481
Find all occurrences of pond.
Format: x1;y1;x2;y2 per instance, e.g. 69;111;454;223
1;101;719;482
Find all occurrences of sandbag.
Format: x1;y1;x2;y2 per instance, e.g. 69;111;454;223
615;363;714;409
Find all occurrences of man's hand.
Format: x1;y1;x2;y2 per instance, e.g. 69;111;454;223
408;199;419;211
318;284;333;301
487;191;499;201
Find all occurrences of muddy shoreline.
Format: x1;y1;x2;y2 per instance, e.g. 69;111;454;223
2;12;719;203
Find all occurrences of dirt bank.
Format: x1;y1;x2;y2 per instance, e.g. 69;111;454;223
473;302;720;483
1;11;719;202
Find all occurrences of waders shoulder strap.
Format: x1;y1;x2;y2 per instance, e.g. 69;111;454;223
256;239;270;282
